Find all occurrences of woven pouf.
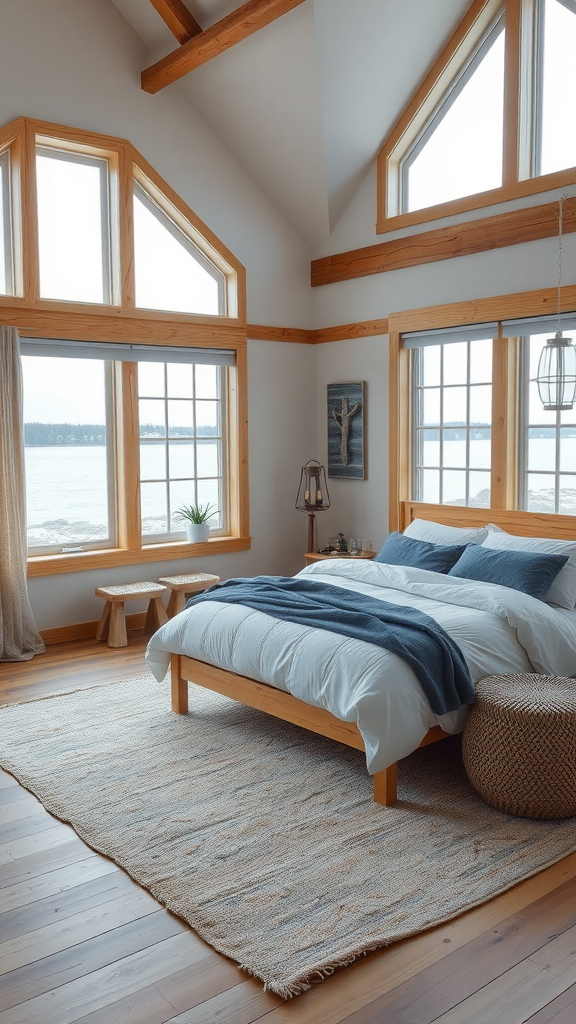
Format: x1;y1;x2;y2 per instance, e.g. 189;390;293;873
462;673;576;819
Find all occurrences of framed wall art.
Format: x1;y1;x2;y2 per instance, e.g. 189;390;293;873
327;381;365;479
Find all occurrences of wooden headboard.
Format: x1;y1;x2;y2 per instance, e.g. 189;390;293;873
400;502;576;541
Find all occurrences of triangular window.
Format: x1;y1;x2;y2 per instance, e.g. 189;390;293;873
402;19;505;213
537;0;576;175
378;0;576;231
133;184;225;316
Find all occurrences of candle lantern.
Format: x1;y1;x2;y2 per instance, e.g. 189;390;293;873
295;459;330;553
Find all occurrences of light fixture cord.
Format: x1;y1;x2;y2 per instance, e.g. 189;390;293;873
557;193;568;336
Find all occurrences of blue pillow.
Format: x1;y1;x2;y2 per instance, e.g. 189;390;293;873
447;544;568;599
375;531;468;573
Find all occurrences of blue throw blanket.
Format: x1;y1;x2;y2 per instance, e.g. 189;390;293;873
186;576;475;715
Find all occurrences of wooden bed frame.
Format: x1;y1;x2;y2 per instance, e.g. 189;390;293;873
170;656;449;807
170;503;576;807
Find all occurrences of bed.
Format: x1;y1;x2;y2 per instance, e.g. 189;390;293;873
145;505;576;806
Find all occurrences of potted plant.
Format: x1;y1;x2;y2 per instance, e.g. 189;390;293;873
174;502;219;544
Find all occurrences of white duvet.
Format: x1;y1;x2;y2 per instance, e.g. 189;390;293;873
145;559;576;773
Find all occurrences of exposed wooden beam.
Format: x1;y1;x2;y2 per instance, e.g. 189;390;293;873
148;0;202;44
311;197;576;287
142;0;307;93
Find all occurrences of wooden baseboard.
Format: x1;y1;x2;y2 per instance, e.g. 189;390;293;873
40;611;147;645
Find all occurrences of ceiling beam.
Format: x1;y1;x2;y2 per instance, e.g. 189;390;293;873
142;0;307;93
148;0;202;44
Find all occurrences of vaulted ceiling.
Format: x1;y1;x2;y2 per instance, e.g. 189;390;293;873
111;0;472;247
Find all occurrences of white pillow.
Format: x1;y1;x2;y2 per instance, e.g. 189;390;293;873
481;524;576;610
404;518;488;546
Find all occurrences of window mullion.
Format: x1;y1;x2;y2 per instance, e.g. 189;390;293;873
439;347;444;504
503;0;523;185
491;334;518;508
555;409;561;513
530;0;546;176
465;343;471;506
115;361;141;550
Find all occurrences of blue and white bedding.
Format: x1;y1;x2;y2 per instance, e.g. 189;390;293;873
145;559;576;774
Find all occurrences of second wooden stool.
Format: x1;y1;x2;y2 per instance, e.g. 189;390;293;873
95;582;169;648
158;573;220;617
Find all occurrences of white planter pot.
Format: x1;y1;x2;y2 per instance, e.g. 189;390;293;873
186;522;210;544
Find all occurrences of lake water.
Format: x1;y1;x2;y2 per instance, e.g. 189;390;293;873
25;443;220;547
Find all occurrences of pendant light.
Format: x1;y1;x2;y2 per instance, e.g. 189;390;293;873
535;194;576;411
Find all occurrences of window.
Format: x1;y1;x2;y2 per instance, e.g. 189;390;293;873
536;0;576;176
392;302;576;531
21;342;234;556
134;186;225;315
0;117;248;574
22;353;115;553
138;361;225;542
410;336;493;507
520;332;576;514
36;147;111;304
0;148;13;295
378;0;576;230
403;18;505;213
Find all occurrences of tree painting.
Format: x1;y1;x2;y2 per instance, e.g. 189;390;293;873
327;382;365;479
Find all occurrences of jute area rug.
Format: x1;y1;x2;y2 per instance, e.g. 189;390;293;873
2;674;576;998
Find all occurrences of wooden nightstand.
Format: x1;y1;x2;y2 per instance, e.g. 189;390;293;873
304;551;377;566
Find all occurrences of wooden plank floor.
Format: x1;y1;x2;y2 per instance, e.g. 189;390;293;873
1;634;576;1023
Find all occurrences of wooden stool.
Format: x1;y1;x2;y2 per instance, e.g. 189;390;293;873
95;582;169;648
158;573;220;617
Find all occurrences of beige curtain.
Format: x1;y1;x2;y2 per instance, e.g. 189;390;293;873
0;326;45;661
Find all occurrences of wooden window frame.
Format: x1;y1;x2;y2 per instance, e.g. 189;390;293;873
377;0;576;234
389;284;576;533
0;117;249;577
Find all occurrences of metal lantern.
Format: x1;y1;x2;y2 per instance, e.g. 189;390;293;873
536;332;576;411
295;459;330;553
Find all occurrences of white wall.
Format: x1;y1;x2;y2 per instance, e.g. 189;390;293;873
314;337;388;554
0;0;317;629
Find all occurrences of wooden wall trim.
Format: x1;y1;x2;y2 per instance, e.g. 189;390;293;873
247;324;315;344
314;318;389;344
389;284;576;334
247;318;389;345
40;611;146;645
0;304;246;347
312;196;576;288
